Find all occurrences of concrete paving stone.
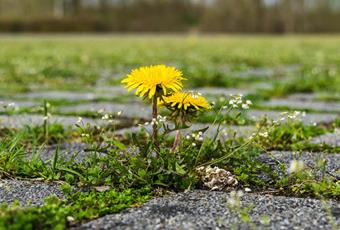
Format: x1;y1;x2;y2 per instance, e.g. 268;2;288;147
60;102;151;120
310;129;340;147
78;190;339;230
246;110;338;125
259;151;340;179
38;142;140;163
262;98;340;113
94;85;129;95
0;100;38;109
0;114;115;129
15;90;127;102
192;87;252;97
288;93;340;102
0;179;64;206
38;142;89;162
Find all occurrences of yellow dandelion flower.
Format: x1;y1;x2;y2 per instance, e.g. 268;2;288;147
163;92;210;111
121;65;185;99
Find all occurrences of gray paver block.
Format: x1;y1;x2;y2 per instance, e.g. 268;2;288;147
60;102;151;119
262;98;340;112
79;190;340;230
310;129;340;147
0;179;64;206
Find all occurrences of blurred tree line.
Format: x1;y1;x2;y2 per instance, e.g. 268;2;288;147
0;0;339;33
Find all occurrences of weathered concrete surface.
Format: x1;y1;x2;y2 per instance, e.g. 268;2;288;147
60;102;151;120
262;98;340;113
0;179;64;206
78;190;340;230
310;129;340;147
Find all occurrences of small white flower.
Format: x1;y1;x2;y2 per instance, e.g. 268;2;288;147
192;143;197;147
117;111;122;116
259;132;268;138
244;187;252;192
288;160;305;174
102;114;110;120
241;104;249;109
66;216;75;222
246;100;252;105
77;117;83;123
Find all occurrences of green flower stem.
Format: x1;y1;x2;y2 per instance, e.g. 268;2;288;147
152;94;159;150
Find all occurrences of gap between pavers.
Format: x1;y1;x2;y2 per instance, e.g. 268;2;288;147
77;190;340;230
0;179;64;207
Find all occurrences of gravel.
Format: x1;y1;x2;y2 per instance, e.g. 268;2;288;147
78;190;340;230
0;179;64;206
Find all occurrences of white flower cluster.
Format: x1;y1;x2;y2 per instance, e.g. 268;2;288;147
186;131;204;147
139;115;167;127
273;111;306;124
101;111;122;123
0;101;17;111
228;94;252;110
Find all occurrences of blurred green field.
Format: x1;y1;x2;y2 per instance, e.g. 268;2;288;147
0;35;339;95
